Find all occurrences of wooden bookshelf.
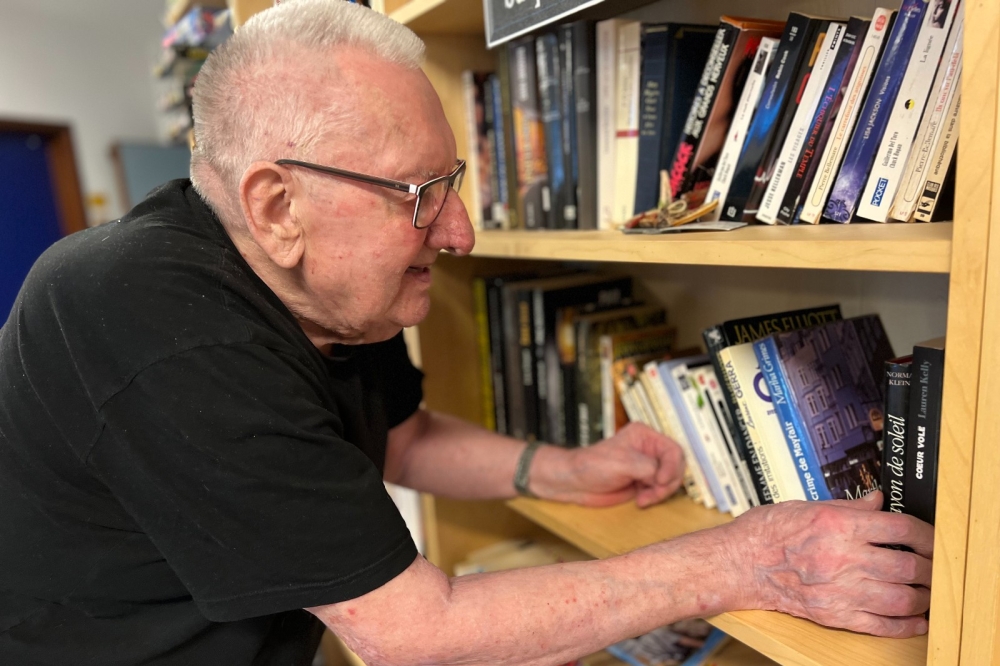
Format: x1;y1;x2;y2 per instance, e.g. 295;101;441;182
387;0;485;35
508;496;927;666
472;223;953;273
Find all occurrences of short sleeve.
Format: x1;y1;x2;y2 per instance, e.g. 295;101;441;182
86;343;418;622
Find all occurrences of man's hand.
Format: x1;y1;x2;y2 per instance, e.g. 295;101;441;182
531;422;685;508
724;491;933;637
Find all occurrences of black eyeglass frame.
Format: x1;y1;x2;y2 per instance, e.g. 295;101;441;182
274;158;466;229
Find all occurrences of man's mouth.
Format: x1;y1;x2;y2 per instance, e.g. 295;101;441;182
406;266;430;275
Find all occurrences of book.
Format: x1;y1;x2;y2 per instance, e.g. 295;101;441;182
758;22;846;224
596;18;625;230
889;16;964;223
484;75;507;228
857;0;962;222
536;33;571;229
600;325;676;438
799;9;894;224
611;20;643;225
606;621;724;666
462;71;493;231
905;337;945;524
720;13;825;222
756;316;896;502
881;355;913;513
497;44;521;229
572;305;667;446
634;23;673;214
569;21;598;230
824;0;927;223
472;277;497;431
913;87;960;222
558;25;580;229
694;365;757;511
485;276;510;434
777;17;869;225
704;36;778;221
509;38;549;230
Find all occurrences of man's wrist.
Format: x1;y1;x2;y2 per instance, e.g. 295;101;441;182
514;441;544;498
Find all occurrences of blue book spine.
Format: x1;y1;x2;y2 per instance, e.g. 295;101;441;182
536;33;566;229
634;25;671;214
490;75;509;223
824;0;926;222
661;359;730;512
753;337;832;501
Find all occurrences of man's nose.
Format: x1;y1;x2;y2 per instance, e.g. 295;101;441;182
425;192;475;256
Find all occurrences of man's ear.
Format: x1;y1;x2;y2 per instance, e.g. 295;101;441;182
239;161;304;269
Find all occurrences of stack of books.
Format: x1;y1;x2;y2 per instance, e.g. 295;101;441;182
464;0;963;230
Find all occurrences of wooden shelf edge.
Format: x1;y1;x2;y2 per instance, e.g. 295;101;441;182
507;496;928;666
471;223;953;273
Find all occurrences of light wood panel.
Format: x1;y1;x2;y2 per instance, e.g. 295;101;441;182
927;1;1000;664
390;0;485;35
471;224;953;273
508;496;927;666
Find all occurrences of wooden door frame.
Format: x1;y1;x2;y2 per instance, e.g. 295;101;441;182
0;119;87;235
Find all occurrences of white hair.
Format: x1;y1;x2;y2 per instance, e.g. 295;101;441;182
190;0;425;230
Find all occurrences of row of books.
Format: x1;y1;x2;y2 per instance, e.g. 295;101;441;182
464;0;962;230
474;269;943;519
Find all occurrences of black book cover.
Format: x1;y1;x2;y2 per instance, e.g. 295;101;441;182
558;25;579;229
570;21;597;230
720;13;821;221
497;44;521;229
881;355;912;513
634;23;672;214
905;337;945;525
536;33;567;229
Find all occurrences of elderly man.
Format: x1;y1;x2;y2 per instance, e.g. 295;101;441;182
0;1;932;664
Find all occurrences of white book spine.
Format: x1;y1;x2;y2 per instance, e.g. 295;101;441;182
858;0;962;222
725;343;808;502
698;366;760;509
612;21;642;226
705;37;778;222
914;88;961;222
599;335;615;438
758;23;846;224
642;362;712;506
596;19;621;230
461;71;483;230
800;9;894;224
889;17;964;222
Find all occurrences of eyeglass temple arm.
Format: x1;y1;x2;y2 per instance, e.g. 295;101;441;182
274;159;419;195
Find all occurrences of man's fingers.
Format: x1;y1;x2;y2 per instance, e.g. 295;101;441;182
856;511;935;559
836;611;929;638
862;546;933;587
855;580;931;618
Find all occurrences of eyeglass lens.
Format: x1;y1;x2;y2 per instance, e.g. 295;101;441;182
414;170;464;229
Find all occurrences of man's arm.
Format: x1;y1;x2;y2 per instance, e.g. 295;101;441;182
383;409;685;507
309;492;933;666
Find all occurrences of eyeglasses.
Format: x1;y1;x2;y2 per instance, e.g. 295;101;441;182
275;158;466;229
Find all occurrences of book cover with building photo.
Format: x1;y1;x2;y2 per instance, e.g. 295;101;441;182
764;316;895;501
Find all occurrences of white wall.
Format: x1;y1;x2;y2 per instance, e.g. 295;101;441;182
0;1;167;221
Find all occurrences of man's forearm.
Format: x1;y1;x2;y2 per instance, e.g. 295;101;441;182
315;524;746;666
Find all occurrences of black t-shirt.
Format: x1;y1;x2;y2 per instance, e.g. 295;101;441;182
0;180;422;665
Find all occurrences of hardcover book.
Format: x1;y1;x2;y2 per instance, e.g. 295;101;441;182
569;21;598;229
509;37;550;230
536;33;570;229
596;18;626;229
497;44;522;229
881;355;912;514
756;316;896;502
799;9;894;224
634;23;674;214
824;0;927;223
720;13;824;221
857;0;962;222
905;337;945;525
611;20;643;225
489;74;511;229
914;88;960;222
558;25;580;229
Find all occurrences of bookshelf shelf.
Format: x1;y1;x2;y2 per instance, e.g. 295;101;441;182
508;496;928;666
471;223;954;273
388;0;484;35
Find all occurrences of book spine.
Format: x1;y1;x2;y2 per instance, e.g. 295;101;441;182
489;75;511;229
486;280;508;435
612;21;642;224
705;37;776;221
483;75;504;230
473;278;496;431
882;359;911;513
518;290;540;440
906;344;945;525
799;10;892;224
914;89;961;222
824;0;927;223
462;71;484;230
777;19;865;225
890;17;964;222
596;19;620;230
501;285;527;439
510;39;549;230
536;33;565;230
497;44;521;229
634;26;671;214
753;337;833;501
858;0;962;222
531;289;550;442
667;362;729;512
667;24;730;198
686;366;747;515
599;335;616;438
759;23;845;224
576;322;600;446
721;13;815;221
558;25;579;229
700;367;758;511
572;21;597;230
